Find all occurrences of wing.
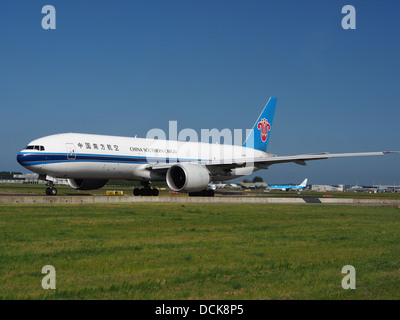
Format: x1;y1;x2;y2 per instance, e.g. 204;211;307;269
252;151;398;167
145;151;398;174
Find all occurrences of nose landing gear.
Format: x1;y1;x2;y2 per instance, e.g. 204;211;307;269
45;180;57;196
45;187;57;196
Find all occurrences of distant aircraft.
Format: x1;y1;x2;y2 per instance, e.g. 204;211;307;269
208;183;227;191
16;97;398;196
229;183;241;189
267;178;308;191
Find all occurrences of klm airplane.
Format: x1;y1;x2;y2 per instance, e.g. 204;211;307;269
267;178;308;191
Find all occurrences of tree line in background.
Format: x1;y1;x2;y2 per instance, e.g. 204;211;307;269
242;176;264;183
0;171;22;179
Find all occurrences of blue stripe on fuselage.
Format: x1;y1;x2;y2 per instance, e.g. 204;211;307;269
16;152;207;166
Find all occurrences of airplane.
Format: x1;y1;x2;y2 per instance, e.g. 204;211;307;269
16;97;398;196
228;183;241;189
210;182;227;189
267;178;308;191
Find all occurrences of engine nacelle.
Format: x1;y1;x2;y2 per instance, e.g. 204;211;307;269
166;163;210;192
68;179;108;190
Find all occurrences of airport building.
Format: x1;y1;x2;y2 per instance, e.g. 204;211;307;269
239;182;269;189
0;173;69;185
311;184;344;192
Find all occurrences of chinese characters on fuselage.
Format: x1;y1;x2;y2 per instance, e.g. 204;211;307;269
76;143;176;154
77;142;119;152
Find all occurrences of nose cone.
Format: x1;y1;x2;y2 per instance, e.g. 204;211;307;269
16;151;27;167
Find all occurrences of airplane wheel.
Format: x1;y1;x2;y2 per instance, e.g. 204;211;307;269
189;189;214;197
46;187;57;196
136;188;158;196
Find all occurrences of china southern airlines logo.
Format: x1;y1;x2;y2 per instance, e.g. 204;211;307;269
257;118;271;142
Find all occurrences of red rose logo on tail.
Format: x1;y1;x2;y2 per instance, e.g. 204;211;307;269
257;118;271;142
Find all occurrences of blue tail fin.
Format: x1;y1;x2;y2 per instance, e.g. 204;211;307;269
243;97;277;152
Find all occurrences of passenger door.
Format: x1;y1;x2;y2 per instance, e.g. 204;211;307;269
66;143;76;160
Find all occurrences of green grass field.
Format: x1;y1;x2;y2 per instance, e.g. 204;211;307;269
0;203;399;299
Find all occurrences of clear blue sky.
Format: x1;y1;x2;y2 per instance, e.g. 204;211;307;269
1;0;399;185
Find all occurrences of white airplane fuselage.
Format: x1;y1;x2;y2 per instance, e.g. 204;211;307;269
17;133;269;182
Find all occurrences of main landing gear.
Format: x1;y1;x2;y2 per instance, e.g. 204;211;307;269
189;189;215;197
133;181;159;197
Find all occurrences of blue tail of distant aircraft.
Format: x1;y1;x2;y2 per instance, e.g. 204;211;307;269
243;97;277;152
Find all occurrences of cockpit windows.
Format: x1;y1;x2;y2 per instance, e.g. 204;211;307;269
26;145;45;151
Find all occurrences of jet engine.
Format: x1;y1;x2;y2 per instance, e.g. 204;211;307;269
166;163;210;192
68;179;109;190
